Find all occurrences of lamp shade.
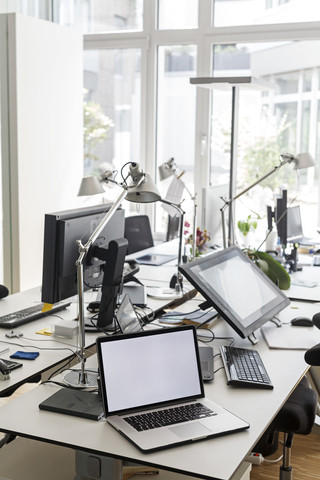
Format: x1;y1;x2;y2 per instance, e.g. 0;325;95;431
126;173;161;203
158;158;176;181
78;176;104;196
293;152;316;170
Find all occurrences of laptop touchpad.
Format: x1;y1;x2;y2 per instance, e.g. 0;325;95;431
169;422;211;439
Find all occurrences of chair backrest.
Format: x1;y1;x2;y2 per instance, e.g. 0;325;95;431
166;214;180;242
124;215;154;254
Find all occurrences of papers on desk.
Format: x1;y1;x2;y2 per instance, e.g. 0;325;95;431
261;324;317;350
291;279;319;288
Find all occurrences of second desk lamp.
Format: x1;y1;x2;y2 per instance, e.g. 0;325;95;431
158;157;197;261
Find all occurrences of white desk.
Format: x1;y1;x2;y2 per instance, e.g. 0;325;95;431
1;300;320;480
287;265;320;302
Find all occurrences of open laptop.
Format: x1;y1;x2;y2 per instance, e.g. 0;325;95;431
96;326;249;452
287;205;320;246
115;295;214;382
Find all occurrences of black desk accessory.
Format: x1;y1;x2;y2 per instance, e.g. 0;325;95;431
39;387;104;420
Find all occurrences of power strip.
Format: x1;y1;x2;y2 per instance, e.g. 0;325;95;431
244;452;264;465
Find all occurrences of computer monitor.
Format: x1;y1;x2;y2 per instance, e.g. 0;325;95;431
41;203;125;306
201;184;229;247
275;188;287;245
179;246;290;343
287;205;303;241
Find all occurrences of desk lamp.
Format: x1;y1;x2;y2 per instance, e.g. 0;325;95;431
158;158;197;261
66;162;161;387
221;152;316;248
78;175;105;196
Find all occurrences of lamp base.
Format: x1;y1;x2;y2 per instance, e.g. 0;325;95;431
169;273;183;291
64;369;99;388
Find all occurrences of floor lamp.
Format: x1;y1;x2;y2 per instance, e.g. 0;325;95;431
220;152;316;248
158;158;197;261
65;162;161;387
190;76;275;246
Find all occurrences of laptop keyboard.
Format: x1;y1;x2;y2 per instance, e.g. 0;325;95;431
220;345;273;389
124;402;216;431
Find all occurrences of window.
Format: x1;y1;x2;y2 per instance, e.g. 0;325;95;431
212;0;320;26
83;49;141;177
156;45;197;231
210;40;320;242
10;0;320;243
53;0;143;33
158;0;198;29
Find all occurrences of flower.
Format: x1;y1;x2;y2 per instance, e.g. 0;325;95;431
184;222;211;257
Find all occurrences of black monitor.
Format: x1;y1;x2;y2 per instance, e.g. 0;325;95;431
275;188;287;246
41;203;125;306
287;205;303;241
179;246;290;343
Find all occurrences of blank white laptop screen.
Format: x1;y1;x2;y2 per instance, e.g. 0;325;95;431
99;328;202;413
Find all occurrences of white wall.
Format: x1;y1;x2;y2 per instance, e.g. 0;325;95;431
0;13;83;292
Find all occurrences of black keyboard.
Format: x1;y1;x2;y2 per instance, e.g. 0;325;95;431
124;402;216;432
220;345;273;389
0;302;71;328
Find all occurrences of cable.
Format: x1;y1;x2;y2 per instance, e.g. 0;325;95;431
41;379;99;393
0;339;79;357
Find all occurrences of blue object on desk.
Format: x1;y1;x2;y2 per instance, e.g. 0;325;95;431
10;351;39;360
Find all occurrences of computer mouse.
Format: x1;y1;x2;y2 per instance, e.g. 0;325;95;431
291;317;314;327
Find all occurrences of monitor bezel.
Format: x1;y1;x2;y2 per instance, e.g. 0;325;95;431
179;246;290;340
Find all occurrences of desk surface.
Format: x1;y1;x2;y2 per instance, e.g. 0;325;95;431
1;246;320;480
1;300;320;480
0;252;194;396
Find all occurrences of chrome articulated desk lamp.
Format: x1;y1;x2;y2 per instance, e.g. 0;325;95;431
158;157;197;261
221;152;316;249
67;162;161;387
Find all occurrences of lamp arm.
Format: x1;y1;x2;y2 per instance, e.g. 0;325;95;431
220;156;291;248
75;185;128;385
229;159;289;204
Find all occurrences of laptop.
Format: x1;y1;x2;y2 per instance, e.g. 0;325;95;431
115;294;144;334
287;205;320;246
96;325;249;452
115;295;214;381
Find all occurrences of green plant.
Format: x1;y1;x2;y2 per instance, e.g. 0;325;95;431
245;249;291;290
237;215;258;237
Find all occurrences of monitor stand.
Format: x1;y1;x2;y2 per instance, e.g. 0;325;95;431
248;332;259;345
248;317;282;345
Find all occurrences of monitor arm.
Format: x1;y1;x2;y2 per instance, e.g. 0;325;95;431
94;238;128;329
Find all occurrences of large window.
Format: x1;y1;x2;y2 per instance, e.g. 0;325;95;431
13;0;320;244
210;40;320;244
213;0;320;26
83;49;141;176
156;45;197;230
53;0;143;32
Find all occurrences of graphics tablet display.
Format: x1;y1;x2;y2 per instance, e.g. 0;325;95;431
179;246;290;341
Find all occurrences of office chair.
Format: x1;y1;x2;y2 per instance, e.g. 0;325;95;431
124;215;154;255
255;347;318;480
